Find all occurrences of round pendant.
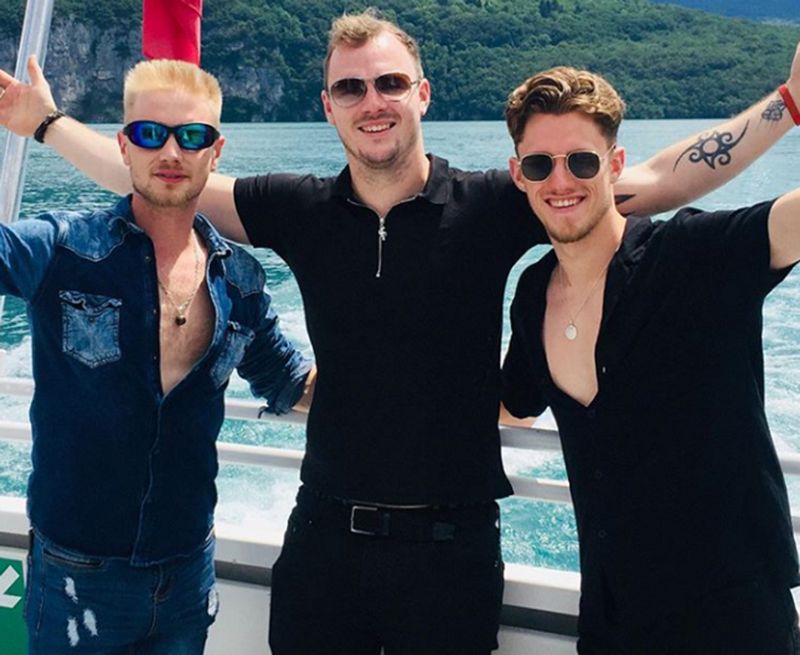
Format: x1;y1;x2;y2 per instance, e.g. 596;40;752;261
564;323;578;341
175;315;187;326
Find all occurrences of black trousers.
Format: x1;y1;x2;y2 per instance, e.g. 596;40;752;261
269;486;504;655
578;573;800;655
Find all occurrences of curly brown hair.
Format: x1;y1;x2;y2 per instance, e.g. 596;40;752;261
505;67;625;150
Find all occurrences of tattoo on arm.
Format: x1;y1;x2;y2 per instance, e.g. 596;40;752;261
672;121;749;172
761;99;786;123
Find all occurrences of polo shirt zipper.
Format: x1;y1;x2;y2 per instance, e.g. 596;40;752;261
376;214;387;278
346;196;419;278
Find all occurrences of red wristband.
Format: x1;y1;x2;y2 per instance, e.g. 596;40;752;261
778;84;800;126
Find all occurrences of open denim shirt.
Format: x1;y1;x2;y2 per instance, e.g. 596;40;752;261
0;196;311;565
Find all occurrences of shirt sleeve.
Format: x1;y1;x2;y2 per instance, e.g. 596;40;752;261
236;287;312;415
668;200;788;299
232;173;310;253
501;276;549;418
0;215;59;300
484;168;550;258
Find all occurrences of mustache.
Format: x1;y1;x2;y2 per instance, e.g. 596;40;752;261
356;111;398;122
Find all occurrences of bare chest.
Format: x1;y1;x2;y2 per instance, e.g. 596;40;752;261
158;282;214;395
543;282;605;407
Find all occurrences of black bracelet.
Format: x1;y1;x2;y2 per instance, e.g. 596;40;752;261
33;109;65;144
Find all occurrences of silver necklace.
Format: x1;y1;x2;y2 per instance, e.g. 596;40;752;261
157;232;201;326
558;254;614;341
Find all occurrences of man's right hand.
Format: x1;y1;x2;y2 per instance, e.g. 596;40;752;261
0;55;58;137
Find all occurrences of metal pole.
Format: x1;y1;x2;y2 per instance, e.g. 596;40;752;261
0;0;56;319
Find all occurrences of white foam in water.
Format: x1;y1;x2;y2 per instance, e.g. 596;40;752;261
277;309;311;351
1;338;32;378
0;341;35;422
216;473;299;541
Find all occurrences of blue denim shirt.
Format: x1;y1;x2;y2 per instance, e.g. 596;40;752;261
0;196;310;565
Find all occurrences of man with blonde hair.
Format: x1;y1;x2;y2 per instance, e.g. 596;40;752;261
1;9;799;653
503;66;800;653
0;59;311;654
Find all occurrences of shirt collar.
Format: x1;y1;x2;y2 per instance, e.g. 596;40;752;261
615;214;654;268
602;214;654;332
107;194;232;257
331;154;451;206
538;214;654;279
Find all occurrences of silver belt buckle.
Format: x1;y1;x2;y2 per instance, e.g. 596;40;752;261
350;505;379;535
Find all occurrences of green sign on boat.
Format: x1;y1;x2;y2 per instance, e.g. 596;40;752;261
0;555;27;655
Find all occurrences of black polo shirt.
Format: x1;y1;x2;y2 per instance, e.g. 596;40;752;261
234;155;547;504
503;202;800;623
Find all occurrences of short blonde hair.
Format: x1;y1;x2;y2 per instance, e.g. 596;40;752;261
505;67;625;150
323;8;423;87
123;59;223;124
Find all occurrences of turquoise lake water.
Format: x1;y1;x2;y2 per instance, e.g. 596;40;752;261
1;119;799;571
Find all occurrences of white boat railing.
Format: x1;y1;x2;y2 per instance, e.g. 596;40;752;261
0;374;573;503
2;374;800;523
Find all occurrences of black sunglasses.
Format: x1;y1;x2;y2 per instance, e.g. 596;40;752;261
328;72;421;108
122;121;220;151
519;146;615;182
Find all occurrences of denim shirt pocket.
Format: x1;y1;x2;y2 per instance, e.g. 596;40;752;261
59;290;122;368
210;321;255;389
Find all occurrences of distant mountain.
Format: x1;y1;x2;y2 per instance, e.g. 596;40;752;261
651;0;799;21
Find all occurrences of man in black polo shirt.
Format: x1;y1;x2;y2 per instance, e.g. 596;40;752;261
502;65;800;654
3;9;800;655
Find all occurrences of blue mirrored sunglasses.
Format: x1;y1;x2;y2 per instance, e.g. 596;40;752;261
122;121;220;151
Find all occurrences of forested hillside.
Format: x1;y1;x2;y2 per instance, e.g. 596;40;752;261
0;0;798;121
652;0;798;21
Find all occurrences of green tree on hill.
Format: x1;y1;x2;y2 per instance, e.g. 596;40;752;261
0;0;797;120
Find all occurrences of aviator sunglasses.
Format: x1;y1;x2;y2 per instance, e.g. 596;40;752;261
519;145;616;182
328;72;421;108
122;121;220;151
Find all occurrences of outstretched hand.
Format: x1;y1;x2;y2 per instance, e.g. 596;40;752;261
0;55;58;137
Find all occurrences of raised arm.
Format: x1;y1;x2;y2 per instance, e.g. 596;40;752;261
768;188;800;270
614;42;800;217
0;56;249;243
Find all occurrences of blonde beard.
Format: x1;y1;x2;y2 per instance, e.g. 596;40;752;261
132;181;201;210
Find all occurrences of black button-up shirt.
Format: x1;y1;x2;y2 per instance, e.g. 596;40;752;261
234;155;548;504
503;202;799;624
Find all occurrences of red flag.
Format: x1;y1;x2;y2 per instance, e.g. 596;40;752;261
142;0;203;64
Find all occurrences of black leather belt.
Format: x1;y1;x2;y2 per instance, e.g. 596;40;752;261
348;504;456;541
297;486;497;543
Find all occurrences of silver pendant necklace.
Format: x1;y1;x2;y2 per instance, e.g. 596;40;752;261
558;251;616;341
565;321;579;341
157;232;202;326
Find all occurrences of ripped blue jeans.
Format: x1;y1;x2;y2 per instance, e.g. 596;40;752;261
25;531;218;654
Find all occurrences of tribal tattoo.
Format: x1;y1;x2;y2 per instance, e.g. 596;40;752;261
672;121;749;171
762;99;786;123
